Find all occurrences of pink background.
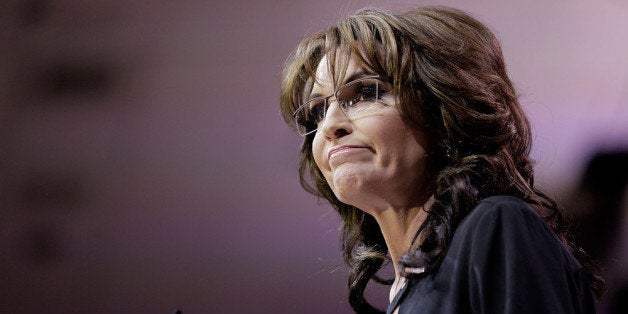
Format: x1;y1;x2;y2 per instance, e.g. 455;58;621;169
1;0;626;313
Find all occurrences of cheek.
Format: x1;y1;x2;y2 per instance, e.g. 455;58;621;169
374;118;429;169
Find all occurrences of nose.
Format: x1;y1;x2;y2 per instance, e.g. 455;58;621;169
318;100;352;139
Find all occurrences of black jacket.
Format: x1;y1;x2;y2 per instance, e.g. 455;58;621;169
388;195;595;314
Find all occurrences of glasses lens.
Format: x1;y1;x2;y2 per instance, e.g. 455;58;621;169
335;78;379;113
293;76;388;136
294;97;326;136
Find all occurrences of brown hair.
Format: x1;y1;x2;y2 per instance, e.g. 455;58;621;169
280;6;603;313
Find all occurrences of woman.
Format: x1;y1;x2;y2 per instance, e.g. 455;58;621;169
280;6;603;313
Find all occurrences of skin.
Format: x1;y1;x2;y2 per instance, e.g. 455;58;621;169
311;56;432;277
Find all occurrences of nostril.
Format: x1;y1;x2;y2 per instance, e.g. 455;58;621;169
334;128;349;138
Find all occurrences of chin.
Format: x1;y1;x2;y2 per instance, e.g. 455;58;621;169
327;166;380;209
329;167;359;192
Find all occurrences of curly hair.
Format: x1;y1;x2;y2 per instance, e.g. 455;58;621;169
279;6;603;313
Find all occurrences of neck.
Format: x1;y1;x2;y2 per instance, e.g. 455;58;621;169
370;198;431;277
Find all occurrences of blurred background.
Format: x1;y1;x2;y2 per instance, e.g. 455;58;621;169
1;0;626;313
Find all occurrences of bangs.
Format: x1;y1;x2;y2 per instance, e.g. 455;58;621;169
279;9;403;130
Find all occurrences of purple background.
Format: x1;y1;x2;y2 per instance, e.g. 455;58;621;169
1;0;626;313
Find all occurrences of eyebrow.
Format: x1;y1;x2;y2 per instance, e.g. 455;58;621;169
308;71;376;99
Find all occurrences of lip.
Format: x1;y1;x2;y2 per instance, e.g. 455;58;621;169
328;145;370;160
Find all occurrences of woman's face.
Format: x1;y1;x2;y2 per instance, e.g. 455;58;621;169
311;56;431;213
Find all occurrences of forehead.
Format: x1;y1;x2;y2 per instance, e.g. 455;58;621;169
312;55;363;93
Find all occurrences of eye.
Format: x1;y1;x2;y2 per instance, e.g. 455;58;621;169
336;79;381;110
295;114;311;129
355;83;378;101
307;98;327;123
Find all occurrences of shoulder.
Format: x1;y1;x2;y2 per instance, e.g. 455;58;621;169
455;195;552;242
450;195;582;273
464;195;539;224
447;195;568;268
476;194;531;209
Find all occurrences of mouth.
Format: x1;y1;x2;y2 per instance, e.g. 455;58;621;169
328;145;370;160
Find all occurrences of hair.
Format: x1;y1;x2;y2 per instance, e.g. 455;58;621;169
279;6;603;313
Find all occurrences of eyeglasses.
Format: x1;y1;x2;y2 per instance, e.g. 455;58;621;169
293;76;392;136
